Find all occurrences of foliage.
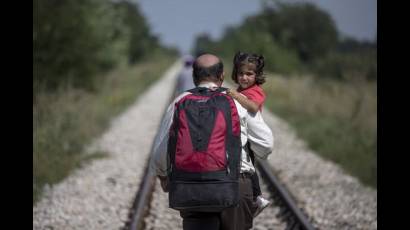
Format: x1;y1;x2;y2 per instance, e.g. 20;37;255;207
262;3;338;62
33;54;176;204
264;74;377;188
33;0;177;91
192;1;376;80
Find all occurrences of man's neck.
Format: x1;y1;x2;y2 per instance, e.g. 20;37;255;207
198;81;221;89
198;81;222;87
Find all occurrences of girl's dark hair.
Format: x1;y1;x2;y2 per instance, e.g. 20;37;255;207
231;51;265;85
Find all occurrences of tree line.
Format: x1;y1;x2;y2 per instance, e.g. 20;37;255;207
34;0;178;91
192;1;376;81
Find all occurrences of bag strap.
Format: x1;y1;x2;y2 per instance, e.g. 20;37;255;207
187;87;228;95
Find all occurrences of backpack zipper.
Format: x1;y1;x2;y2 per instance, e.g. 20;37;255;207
226;151;230;174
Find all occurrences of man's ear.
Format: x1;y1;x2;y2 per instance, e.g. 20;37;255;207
220;72;225;82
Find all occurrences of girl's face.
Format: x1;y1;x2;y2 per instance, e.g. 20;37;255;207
237;63;256;89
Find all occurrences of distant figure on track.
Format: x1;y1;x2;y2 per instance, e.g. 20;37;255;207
176;55;195;94
152;53;274;230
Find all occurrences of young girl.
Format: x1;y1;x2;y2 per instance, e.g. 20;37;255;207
227;51;271;217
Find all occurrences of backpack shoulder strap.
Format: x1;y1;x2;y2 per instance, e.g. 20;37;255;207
187;87;228;95
186;87;204;94
216;87;228;93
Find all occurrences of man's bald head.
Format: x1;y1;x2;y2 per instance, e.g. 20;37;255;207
192;53;224;86
195;54;221;68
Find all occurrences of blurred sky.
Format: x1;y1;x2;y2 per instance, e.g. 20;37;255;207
137;0;377;54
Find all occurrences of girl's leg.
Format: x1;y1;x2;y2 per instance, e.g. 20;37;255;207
251;171;262;199
248;148;262;199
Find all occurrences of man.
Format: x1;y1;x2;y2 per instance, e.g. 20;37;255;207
151;54;274;230
175;55;196;94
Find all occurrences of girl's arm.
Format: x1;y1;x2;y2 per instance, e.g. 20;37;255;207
227;89;260;113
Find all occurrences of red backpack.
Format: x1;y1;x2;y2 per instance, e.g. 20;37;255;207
167;87;242;212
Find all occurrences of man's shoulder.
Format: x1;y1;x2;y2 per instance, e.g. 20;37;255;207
173;91;191;104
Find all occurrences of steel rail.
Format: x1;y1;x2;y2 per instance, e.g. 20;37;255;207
257;159;316;230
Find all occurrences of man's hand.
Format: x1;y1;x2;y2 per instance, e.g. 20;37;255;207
158;175;169;192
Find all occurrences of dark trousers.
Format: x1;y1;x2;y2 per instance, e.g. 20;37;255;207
250;170;262;199
249;149;262;198
179;175;257;230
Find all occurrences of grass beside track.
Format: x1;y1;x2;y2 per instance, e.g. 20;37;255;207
263;74;377;188
33;54;176;204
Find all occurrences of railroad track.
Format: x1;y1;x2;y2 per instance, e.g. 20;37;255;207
255;160;316;230
123;155;316;230
123;87;316;230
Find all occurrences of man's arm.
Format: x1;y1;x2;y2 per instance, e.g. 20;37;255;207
150;102;175;177
150;92;190;177
246;112;274;159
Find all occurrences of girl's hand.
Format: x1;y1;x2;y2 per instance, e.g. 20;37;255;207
227;88;239;98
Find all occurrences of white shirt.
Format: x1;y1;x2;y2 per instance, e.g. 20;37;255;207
151;82;274;177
